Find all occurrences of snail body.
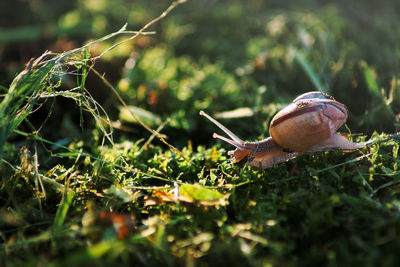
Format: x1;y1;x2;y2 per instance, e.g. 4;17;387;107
200;91;365;169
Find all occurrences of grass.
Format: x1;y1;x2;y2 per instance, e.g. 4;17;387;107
1;0;400;266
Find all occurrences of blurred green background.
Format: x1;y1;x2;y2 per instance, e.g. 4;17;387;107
1;0;399;147
1;1;400;266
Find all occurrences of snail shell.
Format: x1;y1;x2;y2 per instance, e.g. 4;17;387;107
200;91;365;169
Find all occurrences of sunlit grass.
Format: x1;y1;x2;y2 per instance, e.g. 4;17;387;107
1;0;400;266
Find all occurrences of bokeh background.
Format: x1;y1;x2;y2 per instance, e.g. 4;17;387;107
2;1;400;266
1;0;399;147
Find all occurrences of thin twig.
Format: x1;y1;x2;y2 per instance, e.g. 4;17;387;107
96;0;187;59
90;66;197;167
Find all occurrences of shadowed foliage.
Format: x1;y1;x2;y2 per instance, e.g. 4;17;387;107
1;0;400;266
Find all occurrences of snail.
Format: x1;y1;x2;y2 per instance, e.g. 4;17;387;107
200;91;365;169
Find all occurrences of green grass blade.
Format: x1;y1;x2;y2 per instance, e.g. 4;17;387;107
53;187;74;231
0;56;56;157
360;60;379;95
294;49;327;93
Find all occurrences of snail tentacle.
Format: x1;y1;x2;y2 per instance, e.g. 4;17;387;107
200;111;245;146
200;111;293;166
212;133;246;149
